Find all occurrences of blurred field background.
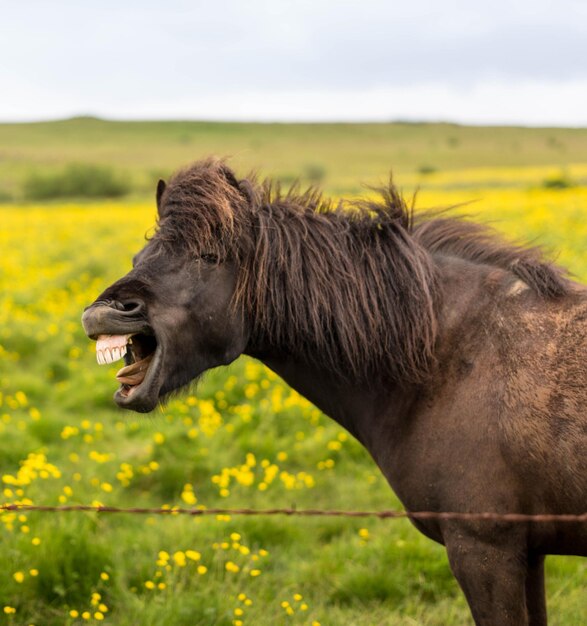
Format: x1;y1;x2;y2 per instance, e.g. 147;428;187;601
0;119;586;625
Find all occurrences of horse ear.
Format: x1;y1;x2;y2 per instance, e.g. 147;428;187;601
219;164;241;191
218;164;254;203
156;179;166;214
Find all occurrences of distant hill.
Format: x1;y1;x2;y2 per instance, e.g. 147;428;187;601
1;118;586;200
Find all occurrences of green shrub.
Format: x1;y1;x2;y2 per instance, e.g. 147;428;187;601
541;173;574;190
24;164;130;200
0;188;13;202
304;163;327;183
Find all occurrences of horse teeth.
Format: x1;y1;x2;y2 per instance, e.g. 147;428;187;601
95;337;130;365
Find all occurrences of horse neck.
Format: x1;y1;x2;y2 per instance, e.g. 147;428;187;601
246;254;497;451
255;353;409;446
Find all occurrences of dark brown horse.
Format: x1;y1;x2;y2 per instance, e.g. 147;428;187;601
82;159;587;625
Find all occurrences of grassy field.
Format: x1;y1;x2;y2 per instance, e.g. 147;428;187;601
0;121;586;625
1;118;587;199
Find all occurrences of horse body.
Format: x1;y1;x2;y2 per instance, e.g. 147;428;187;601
82;160;586;625
258;253;587;624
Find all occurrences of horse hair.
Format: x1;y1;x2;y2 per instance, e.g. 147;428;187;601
153;158;570;385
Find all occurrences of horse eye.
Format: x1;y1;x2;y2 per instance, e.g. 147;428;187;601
200;253;219;264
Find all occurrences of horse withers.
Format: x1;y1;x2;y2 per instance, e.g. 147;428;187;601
82;159;587;625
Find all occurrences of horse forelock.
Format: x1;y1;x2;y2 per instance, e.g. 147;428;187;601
153;158;251;258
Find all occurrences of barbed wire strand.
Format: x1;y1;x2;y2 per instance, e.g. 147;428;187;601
1;504;586;523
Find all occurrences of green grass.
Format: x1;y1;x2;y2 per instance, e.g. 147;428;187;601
2;117;587;199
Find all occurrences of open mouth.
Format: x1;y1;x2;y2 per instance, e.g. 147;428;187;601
96;332;159;402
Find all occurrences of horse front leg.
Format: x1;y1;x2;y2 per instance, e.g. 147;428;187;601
526;553;547;626
445;534;530;625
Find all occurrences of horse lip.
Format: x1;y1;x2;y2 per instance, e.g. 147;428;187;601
113;345;164;413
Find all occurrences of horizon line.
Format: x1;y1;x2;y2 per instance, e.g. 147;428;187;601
1;115;586;130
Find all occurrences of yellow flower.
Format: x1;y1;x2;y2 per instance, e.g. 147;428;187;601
69;610;79;618
197;565;208;575
181;490;197;505
100;572;109;581
29;407;41;420
3;607;16;614
13;571;24;583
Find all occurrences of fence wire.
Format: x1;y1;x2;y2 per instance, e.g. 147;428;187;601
2;503;586;523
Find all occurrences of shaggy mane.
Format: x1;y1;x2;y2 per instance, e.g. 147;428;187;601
412;215;569;298
153;158;570;384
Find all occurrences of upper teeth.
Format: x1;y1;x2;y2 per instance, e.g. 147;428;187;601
96;335;131;365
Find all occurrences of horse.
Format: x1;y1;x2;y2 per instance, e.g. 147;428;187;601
82;158;587;625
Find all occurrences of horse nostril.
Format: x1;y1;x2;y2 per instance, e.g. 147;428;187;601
120;300;144;315
91;298;146;315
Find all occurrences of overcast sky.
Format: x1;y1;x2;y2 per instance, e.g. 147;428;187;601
1;0;586;125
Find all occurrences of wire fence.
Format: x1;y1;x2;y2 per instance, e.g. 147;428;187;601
2;503;586;523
